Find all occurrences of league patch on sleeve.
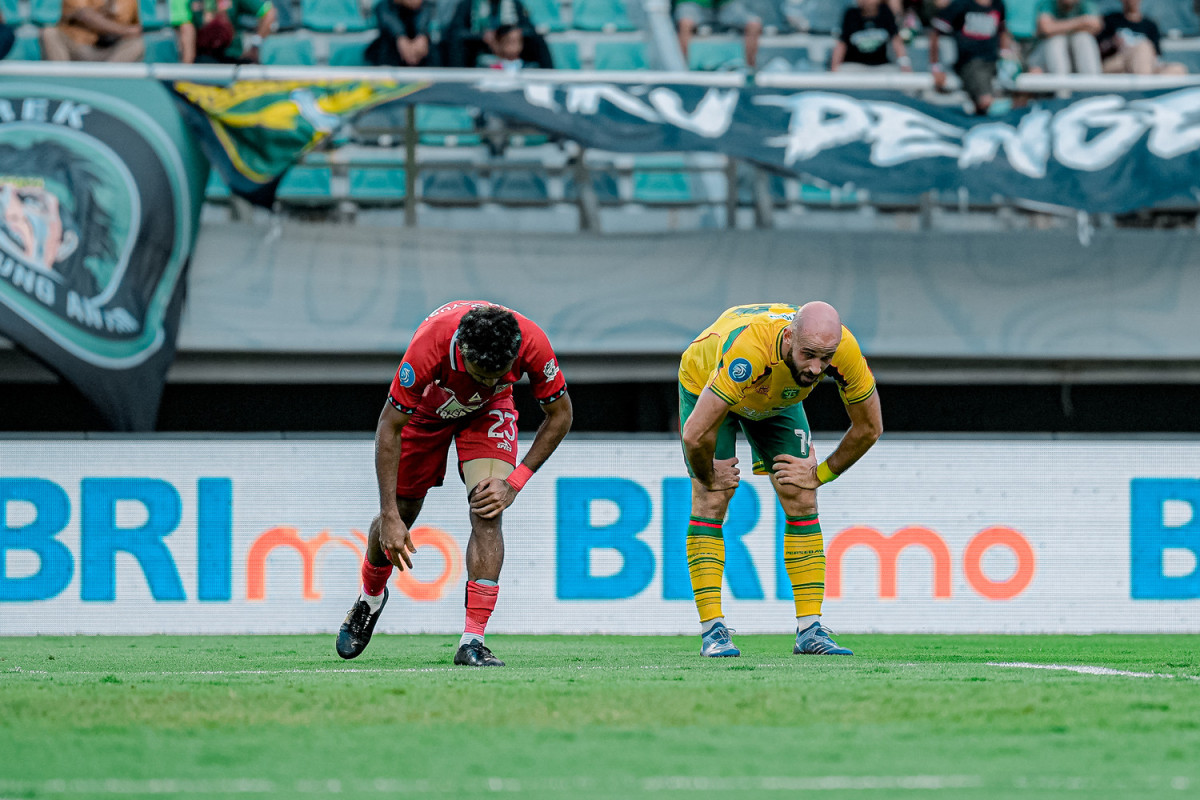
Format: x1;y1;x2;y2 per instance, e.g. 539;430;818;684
398;362;417;387
727;358;754;383
543;358;560;380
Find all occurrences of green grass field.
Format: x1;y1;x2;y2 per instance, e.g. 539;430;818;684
2;634;1199;799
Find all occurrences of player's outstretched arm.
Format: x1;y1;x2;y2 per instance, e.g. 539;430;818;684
470;392;574;520
375;402;416;569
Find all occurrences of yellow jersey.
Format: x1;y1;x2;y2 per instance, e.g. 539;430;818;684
679;303;876;420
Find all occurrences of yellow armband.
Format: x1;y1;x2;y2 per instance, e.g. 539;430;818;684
816;461;840;485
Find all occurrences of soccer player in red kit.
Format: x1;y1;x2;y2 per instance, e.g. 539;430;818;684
336;301;572;666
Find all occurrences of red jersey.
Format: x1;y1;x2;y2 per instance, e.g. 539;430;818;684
387;301;567;422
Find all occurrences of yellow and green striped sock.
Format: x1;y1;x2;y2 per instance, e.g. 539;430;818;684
686;516;725;623
784;513;825;618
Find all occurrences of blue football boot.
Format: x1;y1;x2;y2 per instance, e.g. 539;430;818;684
700;621;741;657
794;621;853;655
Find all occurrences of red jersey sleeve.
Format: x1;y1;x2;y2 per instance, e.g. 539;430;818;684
518;320;567;404
387;323;443;414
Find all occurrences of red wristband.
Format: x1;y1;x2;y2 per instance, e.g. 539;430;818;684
505;464;534;492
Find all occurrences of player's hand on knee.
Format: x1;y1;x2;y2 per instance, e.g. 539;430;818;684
772;452;819;489
706;457;741;492
469;477;517;520
380;517;416;570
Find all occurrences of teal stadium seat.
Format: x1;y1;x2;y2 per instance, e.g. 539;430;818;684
276;166;333;202
632;156;696;204
301;0;369;32
9;35;41;60
571;0;635;32
259;35;316;65
139;0;167;30
522;0;566;32
1004;0;1039;40
546;38;580;69
415;105;480;146
687;38;743;71
328;38;371;66
563;171;620;205
348;167;407;202
144;36;180;63
31;0;62;26
420;169;480;203
1;0;25;24
594;40;647;70
205;170;231;201
491;169;550;204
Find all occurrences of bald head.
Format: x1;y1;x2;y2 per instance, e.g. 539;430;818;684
784;301;843;386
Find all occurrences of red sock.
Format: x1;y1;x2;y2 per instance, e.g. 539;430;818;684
361;558;393;596
464;581;499;636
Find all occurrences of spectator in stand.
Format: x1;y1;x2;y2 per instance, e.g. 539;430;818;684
172;0;278;65
0;7;14;60
483;24;549;69
41;0;144;62
676;0;763;70
1026;0;1101;75
929;0;1014;115
830;0;914;71
365;0;439;66
1097;0;1186;75
442;0;553;68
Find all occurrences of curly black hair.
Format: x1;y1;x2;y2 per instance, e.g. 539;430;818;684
457;305;522;372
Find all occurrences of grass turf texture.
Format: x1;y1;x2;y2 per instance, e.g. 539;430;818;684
1;635;1198;799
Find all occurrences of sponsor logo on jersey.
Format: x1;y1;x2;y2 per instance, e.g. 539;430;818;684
782;387;800;399
543;358;560;380
398;362;416;387
727;358;753;382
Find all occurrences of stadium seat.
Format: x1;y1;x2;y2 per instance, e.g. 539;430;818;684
144;36;180;63
420;169;480;203
259;36;316;65
348;166;407;202
273;0;302;31
205;170;231;201
632;156;696;204
687;38;744;71
328;37;371;66
1144;0;1200;37
8;34;41;60
593;40;647;70
546;38;580;69
276;165;333;201
415;105;480;146
491;168;551;204
30;0;62;26
563;170;621;205
522;0;567;33
571;0;636;33
139;0;167;30
1164;48;1200;74
300;0;370;32
1;0;24;24
1004;0;1039;41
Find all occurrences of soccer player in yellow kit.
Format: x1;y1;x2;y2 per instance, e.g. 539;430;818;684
679;301;883;657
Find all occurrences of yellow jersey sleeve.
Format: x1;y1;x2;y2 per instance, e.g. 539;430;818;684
706;324;773;406
826;327;876;405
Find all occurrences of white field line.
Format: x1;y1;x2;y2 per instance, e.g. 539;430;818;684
0;775;1193;794
0;775;985;795
989;662;1200;681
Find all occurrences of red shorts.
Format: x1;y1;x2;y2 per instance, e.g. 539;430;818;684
396;399;520;498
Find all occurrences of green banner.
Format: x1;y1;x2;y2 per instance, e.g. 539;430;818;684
0;78;208;430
